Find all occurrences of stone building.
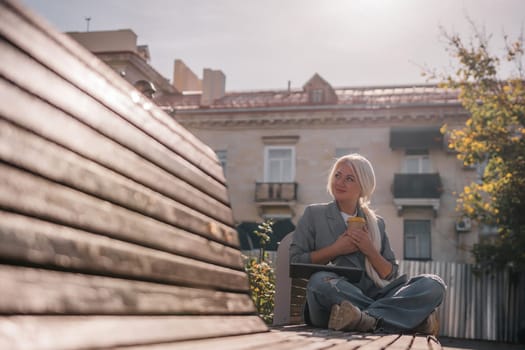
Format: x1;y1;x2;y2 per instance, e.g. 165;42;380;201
165;72;482;263
67;28;484;263
67;29;176;97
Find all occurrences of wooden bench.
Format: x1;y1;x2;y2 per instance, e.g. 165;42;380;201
274;232;308;326
0;1;443;348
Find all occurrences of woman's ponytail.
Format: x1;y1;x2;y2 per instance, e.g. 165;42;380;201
360;201;389;288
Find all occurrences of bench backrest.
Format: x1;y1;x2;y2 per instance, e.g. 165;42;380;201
273;232;308;326
0;1;267;348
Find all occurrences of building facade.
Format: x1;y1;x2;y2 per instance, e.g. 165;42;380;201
67;29;176;97
67;29;483;263
166;74;482;264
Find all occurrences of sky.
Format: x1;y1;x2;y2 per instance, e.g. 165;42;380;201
21;0;525;91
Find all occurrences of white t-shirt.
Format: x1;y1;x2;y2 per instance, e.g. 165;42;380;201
340;211;357;226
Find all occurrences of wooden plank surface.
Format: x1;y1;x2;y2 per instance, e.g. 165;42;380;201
0;31;228;208
290;278;308;323
428;336;442;350
0;160;241;269
0;41;235;230
1;0;226;186
388;334;415;349
119;327;443;350
0;211;249;292
112;331;310;350
0;118;242;267
0;2;269;349
354;334;400;350
0;264;255;315
0;78;238;246
0;315;268;350
411;335;433;350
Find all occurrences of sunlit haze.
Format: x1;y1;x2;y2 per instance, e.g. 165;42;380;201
21;0;525;90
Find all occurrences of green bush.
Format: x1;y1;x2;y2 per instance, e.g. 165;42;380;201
245;255;275;323
244;220;276;324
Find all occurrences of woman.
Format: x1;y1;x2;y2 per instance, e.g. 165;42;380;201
290;153;446;334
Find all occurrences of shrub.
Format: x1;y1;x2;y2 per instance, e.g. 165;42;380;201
245;255;275;323
244;220;275;324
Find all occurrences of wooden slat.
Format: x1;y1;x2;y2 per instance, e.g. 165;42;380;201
0;118;242;268
0;160;241;268
0;35;228;209
410;336;432;350
0;264;255;315
0;315;268;350
0;38;233;228
112;331;309;350
358;334;400;350
388;334;415;350
0;78;238;247
428;336;442;350
1;0;226;186
0;211;249;292
196;327;351;350
112;327;442;350
290;278;307;324
328;334;382;350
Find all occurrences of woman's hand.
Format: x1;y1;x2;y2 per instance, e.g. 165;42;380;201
332;231;359;256
348;225;393;278
310;229;358;264
348;226;376;257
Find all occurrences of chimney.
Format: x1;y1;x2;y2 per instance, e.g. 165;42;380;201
200;68;225;106
173;59;202;92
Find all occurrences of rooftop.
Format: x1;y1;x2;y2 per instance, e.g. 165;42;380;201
160;83;460;112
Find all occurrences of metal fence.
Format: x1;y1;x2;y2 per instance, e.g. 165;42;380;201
399;260;525;343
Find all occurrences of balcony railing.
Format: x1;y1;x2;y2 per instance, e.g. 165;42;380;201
392;173;442;216
393;173;442;199
255;182;297;202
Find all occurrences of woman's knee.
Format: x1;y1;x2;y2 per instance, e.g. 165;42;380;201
307;271;338;288
410;274;446;302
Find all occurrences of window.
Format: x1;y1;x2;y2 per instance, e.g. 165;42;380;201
479;224;498;236
262;213;292;221
335;147;359;158
311;89;324;103
404;150;431;173
475;157;488;184
264;146;295;182
404;220;431;260
215;150;227;175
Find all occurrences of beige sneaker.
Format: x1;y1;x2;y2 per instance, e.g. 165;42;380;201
328;300;377;332
414;310;439;336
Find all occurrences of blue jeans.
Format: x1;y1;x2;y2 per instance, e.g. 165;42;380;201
306;271;446;332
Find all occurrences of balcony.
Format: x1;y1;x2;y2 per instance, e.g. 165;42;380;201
255;182;297;202
392;173;442;216
255;182;298;217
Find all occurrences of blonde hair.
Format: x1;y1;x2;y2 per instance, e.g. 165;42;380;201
327;154;389;288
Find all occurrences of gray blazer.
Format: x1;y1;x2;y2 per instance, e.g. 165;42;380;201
290;201;399;297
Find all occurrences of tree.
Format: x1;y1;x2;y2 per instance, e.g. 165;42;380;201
441;27;525;272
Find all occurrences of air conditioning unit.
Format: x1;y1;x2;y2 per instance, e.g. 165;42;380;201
456;217;472;232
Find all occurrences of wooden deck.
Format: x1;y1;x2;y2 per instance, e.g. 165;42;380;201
103;326;442;350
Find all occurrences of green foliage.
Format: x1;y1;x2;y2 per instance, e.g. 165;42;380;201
253;220;274;261
244;219;276;324
245;255;275;324
440;26;525;272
